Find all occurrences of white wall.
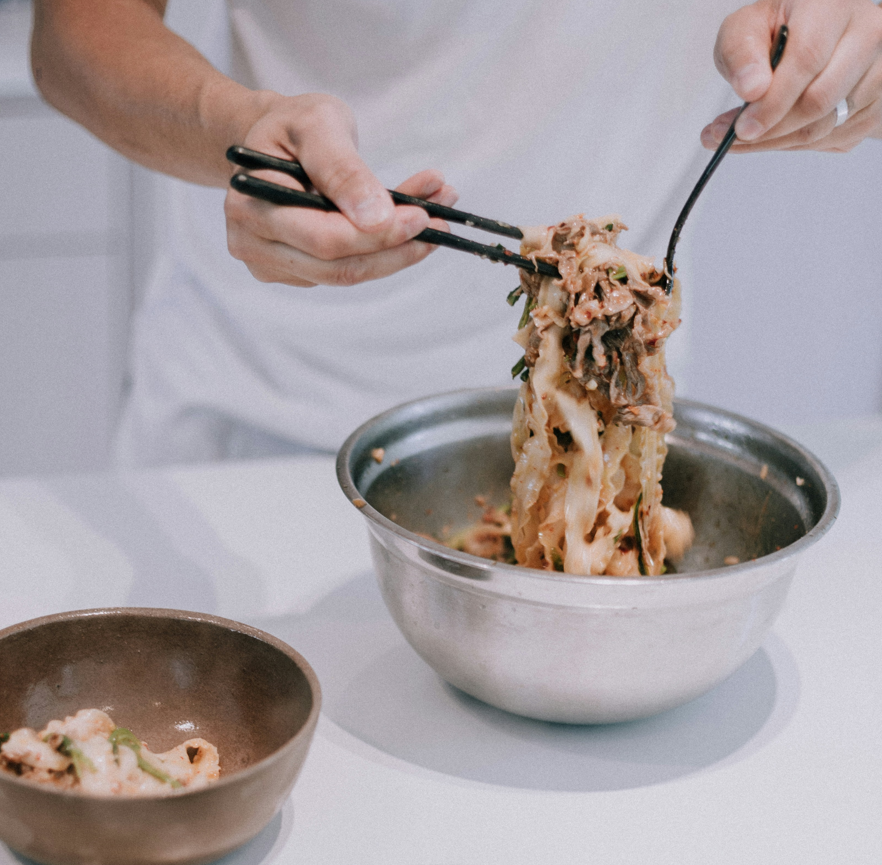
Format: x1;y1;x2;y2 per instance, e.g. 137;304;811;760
0;0;135;476
686;142;882;429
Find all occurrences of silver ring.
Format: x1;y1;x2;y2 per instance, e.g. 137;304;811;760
834;98;850;128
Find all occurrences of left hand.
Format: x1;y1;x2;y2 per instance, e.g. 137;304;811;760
702;0;882;152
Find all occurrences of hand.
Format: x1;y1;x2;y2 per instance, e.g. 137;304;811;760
702;0;882;153
224;93;457;286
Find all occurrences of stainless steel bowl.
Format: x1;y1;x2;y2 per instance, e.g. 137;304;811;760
337;388;838;724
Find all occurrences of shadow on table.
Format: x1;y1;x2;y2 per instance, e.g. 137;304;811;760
255;571;801;793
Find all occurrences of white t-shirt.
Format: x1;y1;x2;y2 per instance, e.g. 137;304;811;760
115;0;737;465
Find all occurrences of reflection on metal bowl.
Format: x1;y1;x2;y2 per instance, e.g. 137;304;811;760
337;388;838;724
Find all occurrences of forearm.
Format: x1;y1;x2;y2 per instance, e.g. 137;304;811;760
31;0;276;186
32;0;458;289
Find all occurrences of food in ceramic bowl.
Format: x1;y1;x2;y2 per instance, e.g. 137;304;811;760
1;707;220;795
337;387;838;724
0;608;320;865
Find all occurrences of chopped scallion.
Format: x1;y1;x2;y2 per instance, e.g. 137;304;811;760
109;727;182;789
518;297;536;329
632;493;647;576
56;735;96;779
511;356;526;379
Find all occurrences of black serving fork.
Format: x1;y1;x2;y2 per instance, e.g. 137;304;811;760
227;146;561;279
661;24;788;293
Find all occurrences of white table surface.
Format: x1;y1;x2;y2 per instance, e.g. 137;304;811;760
0;415;880;864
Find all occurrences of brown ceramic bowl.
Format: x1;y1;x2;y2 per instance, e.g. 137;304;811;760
0;608;321;865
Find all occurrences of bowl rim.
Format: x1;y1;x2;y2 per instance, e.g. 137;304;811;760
336;386;841;587
0;607;322;801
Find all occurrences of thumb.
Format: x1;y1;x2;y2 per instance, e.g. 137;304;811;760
293;98;395;232
714;5;776;102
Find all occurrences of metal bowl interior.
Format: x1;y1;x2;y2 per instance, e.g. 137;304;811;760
337;388;839;723
340;388;837;578
0;608;321;865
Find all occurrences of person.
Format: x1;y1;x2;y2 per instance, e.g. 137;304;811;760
30;0;882;465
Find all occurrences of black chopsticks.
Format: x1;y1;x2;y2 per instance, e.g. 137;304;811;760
226;146;561;279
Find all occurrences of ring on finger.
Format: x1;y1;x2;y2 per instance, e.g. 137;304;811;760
833;97;852;128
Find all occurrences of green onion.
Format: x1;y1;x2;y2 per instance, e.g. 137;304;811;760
109;725;140;761
55;735;96;779
556;463;566;478
520;368;530;382
109;727;182;789
518;297;536;329
506;286;523;306
501;534;517;564
511;356;527;379
550;548;564;572
605;223;614;231
632;493;647;576
0;732;9;746
609;265;627;282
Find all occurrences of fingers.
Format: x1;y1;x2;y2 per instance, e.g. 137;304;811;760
226;134;458;284
704;0;882;153
243;93;396;232
226;93;461;286
736;18;872;141
394;168;460;207
713;5;777;102
226;205;446;288
227;188;430;258
738;5;840;140
726;62;882;154
226;164;459;265
700;106;741;149
283;96;397;231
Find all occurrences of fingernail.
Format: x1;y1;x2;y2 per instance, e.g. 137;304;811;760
352;192;394;229
702;120;728;145
733;62;766;98
735;115;764;141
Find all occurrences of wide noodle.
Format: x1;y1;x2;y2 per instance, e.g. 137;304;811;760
508;215;693;576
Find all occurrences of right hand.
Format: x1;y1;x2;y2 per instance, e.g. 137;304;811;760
224;93;458;287
701;0;882;153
